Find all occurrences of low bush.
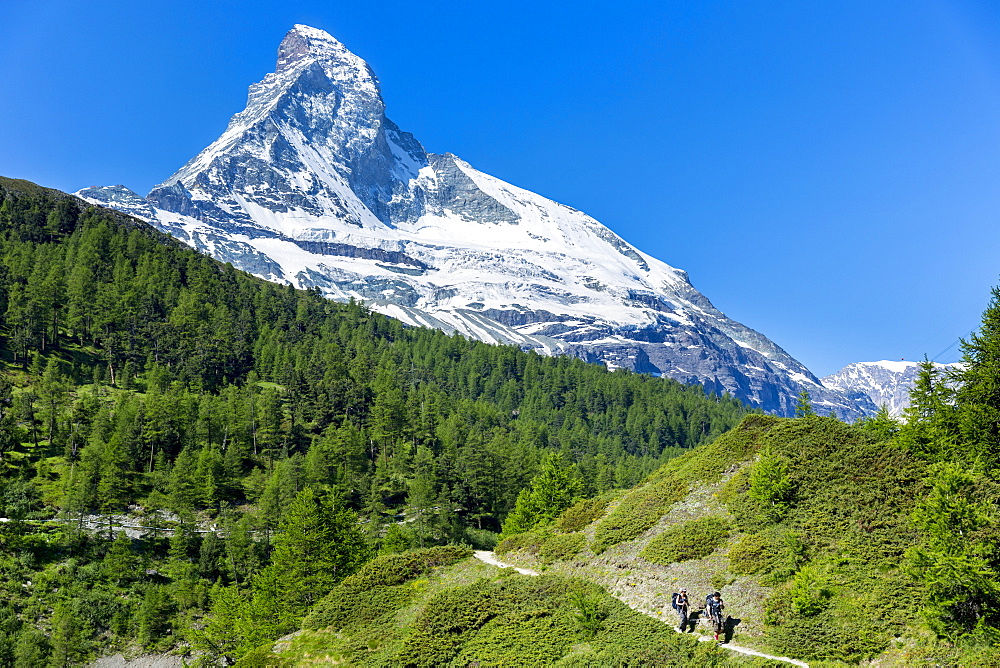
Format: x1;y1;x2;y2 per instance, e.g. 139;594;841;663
591;476;688;553
495;528;550;556
339;545;470;589
640;516;732;565
900;639;1000;667
463;527;500;550
728;532;784;576
383;574;723;667
538;532;586;564
303;545;469;631
554;493;616;533
668;413;781;486
237;643;293;666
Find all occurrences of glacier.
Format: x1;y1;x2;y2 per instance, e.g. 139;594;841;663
77;24;874;419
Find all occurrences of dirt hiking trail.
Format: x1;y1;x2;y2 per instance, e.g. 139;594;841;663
473;551;808;667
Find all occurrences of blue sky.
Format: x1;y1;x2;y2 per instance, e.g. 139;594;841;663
2;0;999;377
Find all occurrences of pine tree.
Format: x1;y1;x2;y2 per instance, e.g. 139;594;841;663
0;372;22;462
250;488;368;633
907;463;1000;639
955;286;1000;473
47;601;85;667
168;447;199;513
898;359;959;462
749;445;794;523
501;452;581;535
794;389;815;418
855;404;899;441
136;585;175;648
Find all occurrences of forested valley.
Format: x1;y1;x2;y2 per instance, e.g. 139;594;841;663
0;177;746;664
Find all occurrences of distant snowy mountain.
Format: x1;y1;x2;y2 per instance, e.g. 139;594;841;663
78;24;873;419
821;360;961;417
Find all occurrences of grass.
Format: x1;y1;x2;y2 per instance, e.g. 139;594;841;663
254;548;740;667
484;414;938;663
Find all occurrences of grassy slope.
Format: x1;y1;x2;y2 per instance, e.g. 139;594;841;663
237;546;765;667
496;414;928;665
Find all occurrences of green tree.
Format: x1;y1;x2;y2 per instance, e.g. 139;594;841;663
855;404;900;441
0;372;22;462
195;584;253;663
13;628;49;668
408;444;437;546
136;585;175;648
749;445;795;523
955;286;1000;472
47;601;85;667
501;452;581;535
794;389;815;418
898;359;959;462
249;488;369;635
907;463;1000;640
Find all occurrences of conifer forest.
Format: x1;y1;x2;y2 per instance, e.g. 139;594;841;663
0;178;745;663
6;175;1000;666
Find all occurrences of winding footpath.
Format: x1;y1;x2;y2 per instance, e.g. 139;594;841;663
472;551;808;667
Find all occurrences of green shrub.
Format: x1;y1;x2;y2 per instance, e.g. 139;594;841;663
787;566;832;617
728;532;784;576
539;532;586;564
495;528;550;556
390;577;532;666
303;545;470;631
591;476;688;553
450;608;576;666
463;527;500;550
900;639;1000;667
762;613;889;664
385;574;723;667
569;588;608;638
668;413;781;486
640;516;731;565
236;643;292;666
554;493;616;533
339;545;470;589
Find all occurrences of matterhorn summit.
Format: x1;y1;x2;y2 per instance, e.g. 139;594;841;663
78;25;871;418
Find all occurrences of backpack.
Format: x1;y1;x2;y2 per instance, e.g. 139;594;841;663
671;592;680;611
706;595;723;618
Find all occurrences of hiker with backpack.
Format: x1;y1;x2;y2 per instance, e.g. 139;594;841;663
705;591;726;642
670;588;690;632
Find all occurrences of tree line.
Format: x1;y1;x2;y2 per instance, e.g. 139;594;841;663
0;177;745;662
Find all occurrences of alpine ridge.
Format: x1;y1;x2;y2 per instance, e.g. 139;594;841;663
77;24;872;419
821;360;961;416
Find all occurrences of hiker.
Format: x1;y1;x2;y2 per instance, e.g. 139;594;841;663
670;588;690;631
705;591;726;642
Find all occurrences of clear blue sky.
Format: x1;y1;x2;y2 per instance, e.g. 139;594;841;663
2;0;999;377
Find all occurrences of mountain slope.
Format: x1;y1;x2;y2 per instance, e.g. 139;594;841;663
239;546;735;667
0;175;751;663
821;360;960;416
77;24;870;419
493;414;927;664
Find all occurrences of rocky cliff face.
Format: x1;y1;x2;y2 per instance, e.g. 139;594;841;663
821;360;961;417
77;24;872;419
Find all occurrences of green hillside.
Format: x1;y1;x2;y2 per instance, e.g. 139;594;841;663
0;177;746;663
5;173;1000;666
496;336;1000;667
239;546;752;667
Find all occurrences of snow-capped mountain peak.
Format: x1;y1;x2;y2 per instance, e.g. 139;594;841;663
276;24;365;73
77;24;874;419
821;360;961;417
